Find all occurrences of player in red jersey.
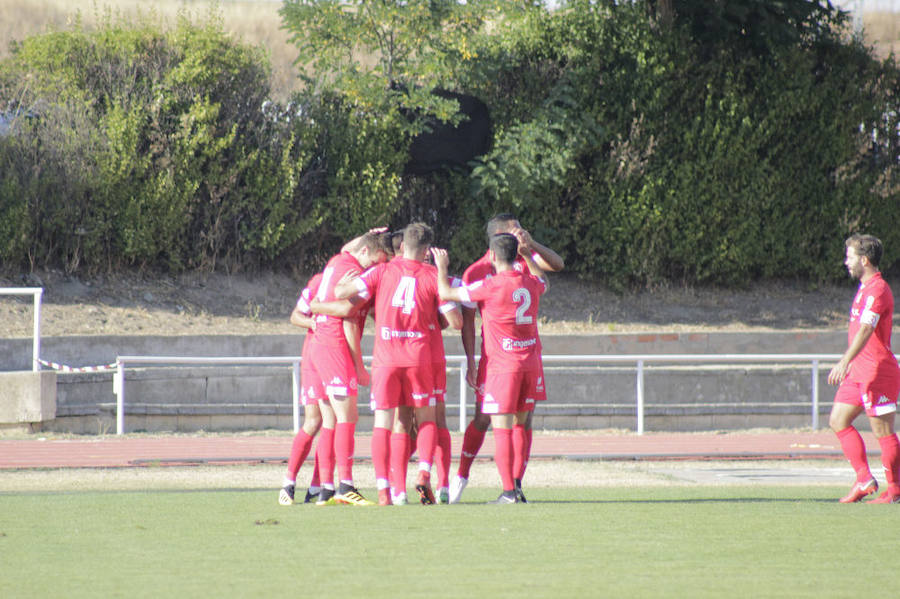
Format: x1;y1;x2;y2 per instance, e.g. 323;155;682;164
278;272;362;505
430;274;464;503
451;213;563;503
336;222;461;505
434;232;547;503
307;231;392;505
828;234;900;503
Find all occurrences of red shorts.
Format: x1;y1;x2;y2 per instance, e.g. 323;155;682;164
481;369;546;415
300;362;324;406
834;379;900;417
370;365;434;411
307;342;358;398
432;361;447;402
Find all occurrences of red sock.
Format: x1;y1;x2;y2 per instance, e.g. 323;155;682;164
416;420;437;471
316;427;335;486
436;426;452;488
523;426;533;478
457;421;487;479
372;426;391;484
493;427;515;492
310;453;320;488
512;424;527;481
390;432;410;495
335;422;356;483
286;430;315;480
836;426;871;482
877;433;900;496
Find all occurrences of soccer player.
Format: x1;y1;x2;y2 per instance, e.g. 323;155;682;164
336;222;461;505
278;272;354;505
451;213;564;503
434;232;548;503
428;273;464;503
306;231;392;505
828;234;900;504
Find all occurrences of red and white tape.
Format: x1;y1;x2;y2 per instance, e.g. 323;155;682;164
38;359;117;373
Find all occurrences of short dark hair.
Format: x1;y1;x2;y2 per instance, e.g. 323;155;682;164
391;230;404;254
846;234;883;267
490;233;519;264
403;222;434;252
486;213;518;241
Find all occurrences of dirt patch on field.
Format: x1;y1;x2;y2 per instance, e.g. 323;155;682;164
0;268;853;338
0;459;850;493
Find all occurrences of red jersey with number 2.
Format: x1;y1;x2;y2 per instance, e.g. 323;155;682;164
461;269;546;373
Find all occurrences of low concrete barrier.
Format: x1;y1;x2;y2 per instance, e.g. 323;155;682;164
0;331;850;434
0;371;57;432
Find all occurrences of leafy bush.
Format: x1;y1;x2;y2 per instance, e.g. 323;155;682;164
0;1;897;287
463;0;900;286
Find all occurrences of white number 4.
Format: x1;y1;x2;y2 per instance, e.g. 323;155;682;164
391;276;417;314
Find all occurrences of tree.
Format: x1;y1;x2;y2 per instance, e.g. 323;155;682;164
279;0;511;131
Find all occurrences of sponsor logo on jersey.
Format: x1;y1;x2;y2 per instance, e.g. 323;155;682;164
501;337;537;351
380;326;425;340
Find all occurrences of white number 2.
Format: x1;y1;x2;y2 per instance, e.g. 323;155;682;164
391;276;417;314
512;288;532;324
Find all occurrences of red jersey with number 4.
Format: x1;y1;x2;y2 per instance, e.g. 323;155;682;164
355;257;442;368
460;269;546;373
314;252;365;347
847;272;900;387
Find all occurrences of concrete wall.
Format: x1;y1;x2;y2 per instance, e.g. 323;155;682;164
0;331;849;434
0;371;57;432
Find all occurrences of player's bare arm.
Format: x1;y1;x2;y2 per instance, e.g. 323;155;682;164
460;307;478;388
431;248;466;304
290;306;316;330
309;296;359;318
510;226;564;272
340;226;389;253
828;323;875;385
332;269;362;300
343;318;370;387
515;232;549;291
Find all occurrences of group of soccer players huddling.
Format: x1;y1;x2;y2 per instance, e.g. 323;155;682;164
278;213;564;506
276;219;900;506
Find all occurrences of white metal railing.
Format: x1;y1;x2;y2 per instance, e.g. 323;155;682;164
536;354;842;434
114;356;304;436
0;287;43;371
112;352;843;436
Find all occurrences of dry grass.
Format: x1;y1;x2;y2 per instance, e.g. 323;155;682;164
0;459;852;493
0;0;301;100
863;11;900;57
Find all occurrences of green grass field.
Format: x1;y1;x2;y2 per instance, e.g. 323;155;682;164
2;485;898;598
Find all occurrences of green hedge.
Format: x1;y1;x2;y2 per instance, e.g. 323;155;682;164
0;13;406;273
0;2;897;286
462;1;900;286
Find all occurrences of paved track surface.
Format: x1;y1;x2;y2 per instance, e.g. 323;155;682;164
0;430;869;470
